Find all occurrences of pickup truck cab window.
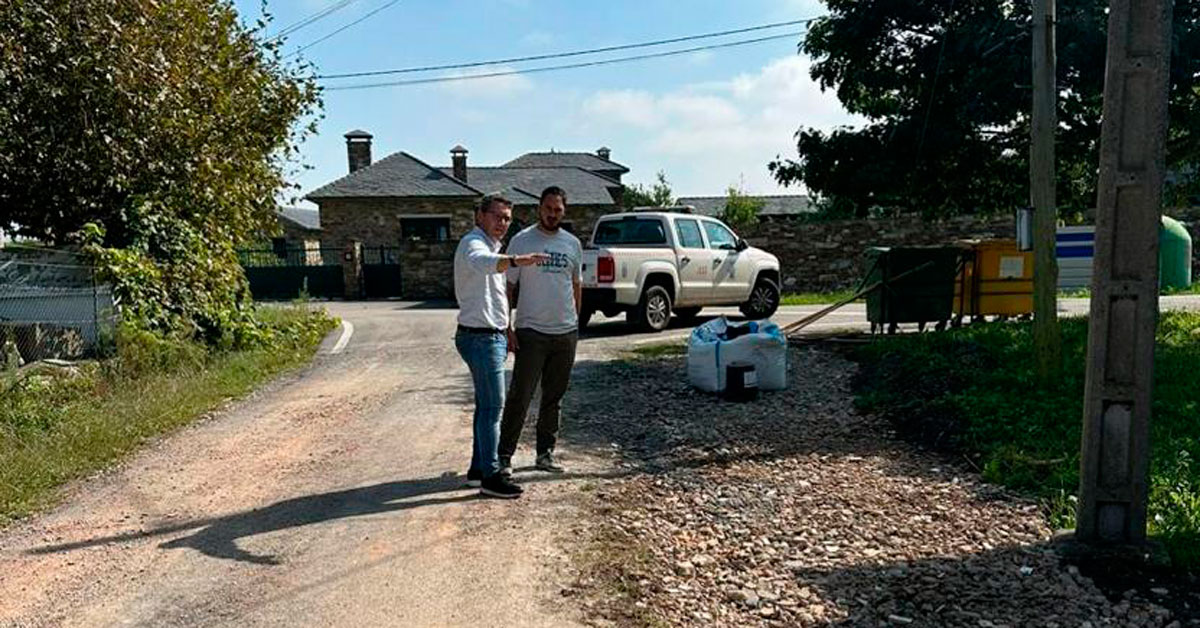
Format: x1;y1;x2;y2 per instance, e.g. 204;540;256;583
702;221;737;250
594;218;668;246
674;218;705;249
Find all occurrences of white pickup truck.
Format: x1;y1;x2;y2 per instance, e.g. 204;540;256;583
580;210;781;331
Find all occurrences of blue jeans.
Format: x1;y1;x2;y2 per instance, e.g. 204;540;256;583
455;331;507;478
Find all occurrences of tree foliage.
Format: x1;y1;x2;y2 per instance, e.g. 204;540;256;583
621;171;675;209
0;0;321;344
770;0;1200;218
720;186;764;233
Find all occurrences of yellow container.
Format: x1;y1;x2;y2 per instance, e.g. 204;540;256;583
954;239;1034;317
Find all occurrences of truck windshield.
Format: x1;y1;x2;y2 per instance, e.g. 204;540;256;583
593;218;668;245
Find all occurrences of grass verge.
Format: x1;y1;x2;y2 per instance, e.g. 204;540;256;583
0;305;337;524
852;312;1200;569
628;342;688;359
781;289;858;306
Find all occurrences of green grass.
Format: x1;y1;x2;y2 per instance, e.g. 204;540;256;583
0;305;337;523
1060;283;1200;299
853;312;1200;569
781;289;858;306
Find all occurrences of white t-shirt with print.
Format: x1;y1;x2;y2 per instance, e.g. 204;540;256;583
506;225;582;334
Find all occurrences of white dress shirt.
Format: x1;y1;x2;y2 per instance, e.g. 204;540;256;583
454;226;509;330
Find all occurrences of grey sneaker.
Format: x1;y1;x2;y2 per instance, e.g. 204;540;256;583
498;456;513;478
535;451;566;474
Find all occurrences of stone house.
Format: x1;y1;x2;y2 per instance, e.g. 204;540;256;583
305;130;628;298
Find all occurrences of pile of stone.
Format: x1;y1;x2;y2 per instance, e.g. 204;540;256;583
565;346;1189;627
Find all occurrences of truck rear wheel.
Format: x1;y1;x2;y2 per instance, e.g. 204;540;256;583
631;285;672;332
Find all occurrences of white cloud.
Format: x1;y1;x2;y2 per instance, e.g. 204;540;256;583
582;90;661;128
520;31;556;48
579;55;862;195
439;65;534;98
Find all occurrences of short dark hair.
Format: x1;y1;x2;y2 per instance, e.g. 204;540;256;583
477;193;513;213
540;186;567;205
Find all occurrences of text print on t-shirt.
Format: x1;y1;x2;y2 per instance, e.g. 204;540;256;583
537;250;573;272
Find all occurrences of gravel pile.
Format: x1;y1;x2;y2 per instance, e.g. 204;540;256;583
563;345;1191;627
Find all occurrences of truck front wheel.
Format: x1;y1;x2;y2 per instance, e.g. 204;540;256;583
631;285;673;332
740;277;780;320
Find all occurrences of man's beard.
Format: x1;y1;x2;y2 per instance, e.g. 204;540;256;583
539;217;560;232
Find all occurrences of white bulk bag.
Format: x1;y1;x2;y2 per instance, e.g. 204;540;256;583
686;317;787;393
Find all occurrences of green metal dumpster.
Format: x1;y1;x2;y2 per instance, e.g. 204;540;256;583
1160;215;1193;291
864;246;963;334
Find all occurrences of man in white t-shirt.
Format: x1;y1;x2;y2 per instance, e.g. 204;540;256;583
498;186;583;475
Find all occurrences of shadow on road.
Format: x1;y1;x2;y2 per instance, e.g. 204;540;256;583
28;470;630;565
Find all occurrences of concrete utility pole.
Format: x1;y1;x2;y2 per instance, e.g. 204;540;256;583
1031;0;1062;381
1076;0;1173;545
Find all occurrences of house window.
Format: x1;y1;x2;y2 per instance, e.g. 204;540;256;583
401;217;451;242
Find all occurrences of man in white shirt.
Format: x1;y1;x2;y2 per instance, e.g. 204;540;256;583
454;194;546;499
498;186;583;475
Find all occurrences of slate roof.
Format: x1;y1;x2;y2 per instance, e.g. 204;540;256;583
502;151;629;174
436;167;620;206
676;195;815;217
277;207;320;231
306;151;481;200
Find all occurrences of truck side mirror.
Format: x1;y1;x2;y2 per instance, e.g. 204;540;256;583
735;238;749;252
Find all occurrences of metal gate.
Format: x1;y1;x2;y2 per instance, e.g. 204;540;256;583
238;247;344;300
362;246;403;298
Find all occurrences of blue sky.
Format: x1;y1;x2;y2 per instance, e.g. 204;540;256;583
231;0;861;207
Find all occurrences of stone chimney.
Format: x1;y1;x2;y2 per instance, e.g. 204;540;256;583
596;146;612;161
451;145;469;182
345;130;373;173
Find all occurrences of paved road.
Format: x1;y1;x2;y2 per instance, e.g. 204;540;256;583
0;303;621;628
585;294;1200;346
2;295;1198;627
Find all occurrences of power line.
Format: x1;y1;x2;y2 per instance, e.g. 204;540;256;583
316;18;820;80
324;30;805;91
289;0;403;58
268;0;361;42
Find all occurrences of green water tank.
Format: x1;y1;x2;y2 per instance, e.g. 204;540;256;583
1160;216;1193;291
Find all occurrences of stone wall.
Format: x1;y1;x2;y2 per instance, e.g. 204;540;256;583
399;240;456;300
510;203;618;243
744;214;1015;292
318;196;477;250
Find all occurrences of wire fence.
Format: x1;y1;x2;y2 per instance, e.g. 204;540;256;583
0;250;117;368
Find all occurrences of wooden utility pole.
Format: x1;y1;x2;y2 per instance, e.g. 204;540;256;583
1031;0;1062;381
1076;0;1172;545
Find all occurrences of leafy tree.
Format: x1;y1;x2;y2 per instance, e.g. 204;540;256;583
0;0;321;344
622;171;674;209
720;186;764;233
770;0;1200;218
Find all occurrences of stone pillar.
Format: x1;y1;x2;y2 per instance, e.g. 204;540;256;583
343;241;363;300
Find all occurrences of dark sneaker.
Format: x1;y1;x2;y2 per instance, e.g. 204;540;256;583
498;456;513;478
480;474;524;499
535;451;566;474
465;469;483;488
